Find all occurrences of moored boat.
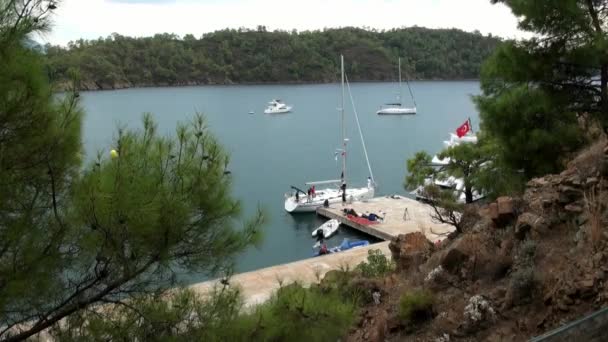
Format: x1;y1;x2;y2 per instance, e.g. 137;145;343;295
311;219;340;239
264;99;292;114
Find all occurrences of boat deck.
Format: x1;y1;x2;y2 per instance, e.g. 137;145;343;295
316;195;455;242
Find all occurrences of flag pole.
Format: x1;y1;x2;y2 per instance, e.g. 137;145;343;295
468;117;473;133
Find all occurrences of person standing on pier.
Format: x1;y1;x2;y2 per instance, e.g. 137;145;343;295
341;181;347;204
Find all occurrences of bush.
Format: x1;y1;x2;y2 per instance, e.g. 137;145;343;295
244;283;357;342
510;266;535;305
52;283;357;342
519;239;536;264
399;289;435;324
356;249;395;278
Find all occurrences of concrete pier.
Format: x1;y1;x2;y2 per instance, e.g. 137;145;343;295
317;195;455;242
191;195;454;306
190;241;391;307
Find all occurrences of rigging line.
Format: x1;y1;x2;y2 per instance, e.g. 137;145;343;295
344;72;376;185
405;75;417;108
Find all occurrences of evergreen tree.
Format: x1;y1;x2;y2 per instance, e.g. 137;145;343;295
476;0;608;178
404;143;491;233
43;27;501;90
0;2;262;340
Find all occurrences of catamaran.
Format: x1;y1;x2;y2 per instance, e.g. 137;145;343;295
377;57;417;115
284;55;375;213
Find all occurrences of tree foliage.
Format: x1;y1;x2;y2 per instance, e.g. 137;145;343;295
404;142;504;233
43;27;501;89
50;283;357;342
475;0;608;179
0;1;262;340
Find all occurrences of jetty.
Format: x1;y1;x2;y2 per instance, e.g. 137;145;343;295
192;195;454;306
317;195;454;242
190;241;391;307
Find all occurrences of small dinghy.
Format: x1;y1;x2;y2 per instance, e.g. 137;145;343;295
312;219;340;239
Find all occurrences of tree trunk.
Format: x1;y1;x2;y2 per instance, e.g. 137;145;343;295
465;186;473;204
601;64;608;133
585;0;608;132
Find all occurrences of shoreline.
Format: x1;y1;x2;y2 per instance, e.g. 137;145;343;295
55;78;481;93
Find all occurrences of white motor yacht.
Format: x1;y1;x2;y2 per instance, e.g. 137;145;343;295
264;99;292;114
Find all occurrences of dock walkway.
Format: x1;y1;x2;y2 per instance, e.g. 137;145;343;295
317;195;454;242
190;241;390;307
192;195;454;306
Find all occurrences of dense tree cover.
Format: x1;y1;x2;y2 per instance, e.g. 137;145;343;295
51;283;357;342
475;0;608;179
44;27;500;89
0;1;262;340
404;0;608;224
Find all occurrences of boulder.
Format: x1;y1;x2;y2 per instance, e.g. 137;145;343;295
527;177;549;187
389;232;434;272
492;197;516;227
497;196;514;216
440;248;469;274
576;279;596;298
475;255;512;281
586;177;599;187
558;185;582;204
515;212;548;240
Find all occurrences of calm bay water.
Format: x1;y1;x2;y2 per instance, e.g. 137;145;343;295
79;81;480;281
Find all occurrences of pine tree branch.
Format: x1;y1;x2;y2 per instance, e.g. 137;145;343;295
2;257;159;342
586;0;604;35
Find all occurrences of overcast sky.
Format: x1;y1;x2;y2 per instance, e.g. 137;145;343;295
40;0;529;46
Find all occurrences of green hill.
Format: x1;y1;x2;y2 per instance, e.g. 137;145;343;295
44;27;501;90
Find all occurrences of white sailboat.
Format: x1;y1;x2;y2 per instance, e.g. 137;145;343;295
377;57;417;115
284;55;375;213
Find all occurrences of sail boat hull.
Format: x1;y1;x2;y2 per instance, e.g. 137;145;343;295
284;186;374;213
377;107;417;115
377;57;417;115
284;55;376;214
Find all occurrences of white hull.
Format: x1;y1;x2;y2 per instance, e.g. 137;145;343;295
264;106;292;114
431;155;451;166
443;132;477;148
377;106;416;115
284;186;374;213
312;219;340;238
410;176;484;204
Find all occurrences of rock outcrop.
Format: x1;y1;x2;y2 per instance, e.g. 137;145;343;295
389;232;435;272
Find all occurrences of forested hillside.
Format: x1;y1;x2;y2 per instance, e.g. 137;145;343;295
45;27;500;90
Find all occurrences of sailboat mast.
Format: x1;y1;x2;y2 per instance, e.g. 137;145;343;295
398;57;402;103
341;55;347;183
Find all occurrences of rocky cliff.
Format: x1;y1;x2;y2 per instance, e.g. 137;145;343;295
345;139;608;341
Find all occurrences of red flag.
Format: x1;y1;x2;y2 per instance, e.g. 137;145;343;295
456;119;470;138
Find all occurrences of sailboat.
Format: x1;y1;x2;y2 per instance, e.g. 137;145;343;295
284;55;375;213
377;57;417;115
